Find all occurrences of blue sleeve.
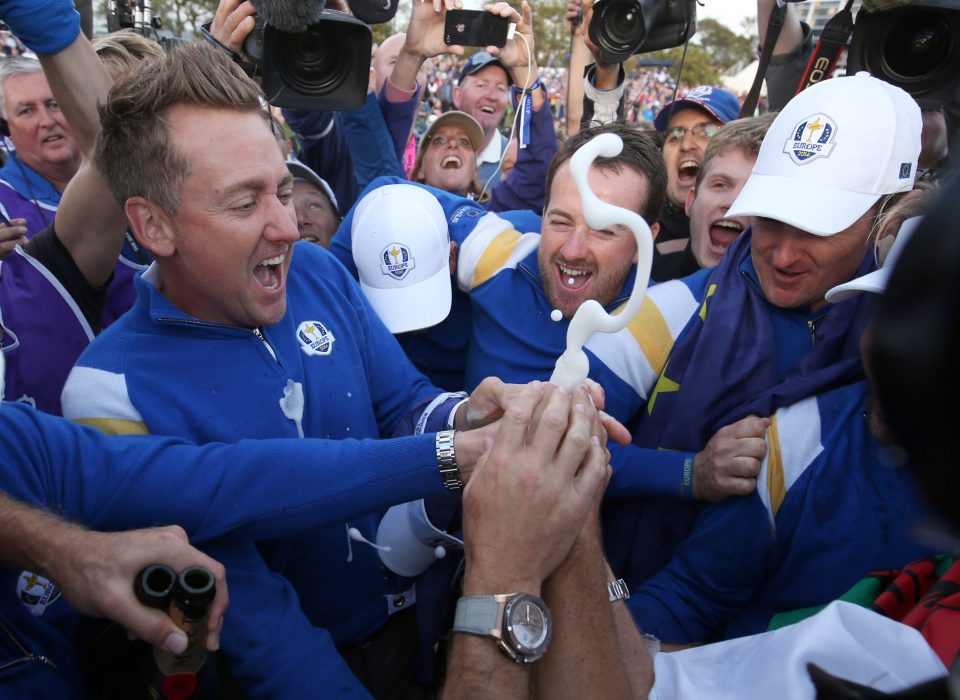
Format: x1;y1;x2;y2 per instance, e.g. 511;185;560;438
201;541;373;699
341;92;404;190
0;0;80;54
378;87;420;166
486;94;556;214
606;444;695;500
627;494;772;643
0;403;444;543
284;109;360;212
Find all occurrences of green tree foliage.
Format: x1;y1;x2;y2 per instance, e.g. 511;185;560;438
694;17;755;72
637;44;720;88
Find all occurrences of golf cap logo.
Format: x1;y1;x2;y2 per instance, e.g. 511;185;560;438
784;112;837;165
381;243;416;281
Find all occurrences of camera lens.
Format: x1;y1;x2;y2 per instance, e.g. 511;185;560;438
597;0;646;56
277;24;350;96
881;10;953;82
603;0;644;47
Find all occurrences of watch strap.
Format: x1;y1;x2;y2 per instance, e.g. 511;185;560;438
607;578;630;602
435;430;462;490
452;594;502;636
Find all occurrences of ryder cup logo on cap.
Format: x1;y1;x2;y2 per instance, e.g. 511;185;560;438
381;243;415;281
784;113;837;165
728;72;921;237
352;184;453;334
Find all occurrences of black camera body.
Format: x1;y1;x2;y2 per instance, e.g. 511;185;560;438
243;10;372;111
847;0;960;109
588;0;696;64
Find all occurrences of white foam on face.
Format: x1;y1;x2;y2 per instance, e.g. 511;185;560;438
548;132;654;393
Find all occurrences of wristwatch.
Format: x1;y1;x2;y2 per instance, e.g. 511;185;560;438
435;430;462;490
453;593;552;663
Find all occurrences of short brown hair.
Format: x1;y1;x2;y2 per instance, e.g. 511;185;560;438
93;40;267;214
545;121;666;223
91;30;165;79
695;112;776;188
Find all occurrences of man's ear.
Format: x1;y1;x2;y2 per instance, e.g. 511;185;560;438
124;196;177;258
684;186;696;217
449;240;459;277
452;85;462;110
633;222;660;264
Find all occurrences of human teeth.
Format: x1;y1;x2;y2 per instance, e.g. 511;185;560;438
260;254;285;266
559;266;586;277
715;221;742;230
441;156;461;168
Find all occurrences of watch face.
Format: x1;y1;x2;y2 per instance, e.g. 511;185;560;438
505;594;551;655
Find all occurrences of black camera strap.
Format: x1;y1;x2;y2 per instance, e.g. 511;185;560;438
795;0;855;95
739;3;787;118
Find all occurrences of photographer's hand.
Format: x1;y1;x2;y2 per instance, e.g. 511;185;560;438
392;0;462;92
483;1;537;90
210;0;257;56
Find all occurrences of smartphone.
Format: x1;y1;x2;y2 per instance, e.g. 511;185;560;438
444;10;510;48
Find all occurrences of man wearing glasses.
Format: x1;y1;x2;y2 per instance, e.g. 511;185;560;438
650;86;741;257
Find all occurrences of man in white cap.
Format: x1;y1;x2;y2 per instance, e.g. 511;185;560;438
586;69;930;643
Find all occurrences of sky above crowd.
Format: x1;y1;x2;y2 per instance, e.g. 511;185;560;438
698;0;757;33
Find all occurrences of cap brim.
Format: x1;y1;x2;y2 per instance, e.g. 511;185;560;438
359;262;452;334
729;172;880;236
287;160;340;214
825;268;889;303
654;99;722;131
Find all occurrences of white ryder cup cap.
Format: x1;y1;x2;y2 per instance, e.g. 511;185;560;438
352;184;452;334
826;216;922;303
728;72;921;236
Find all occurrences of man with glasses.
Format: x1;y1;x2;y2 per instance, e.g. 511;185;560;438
650;86;741;257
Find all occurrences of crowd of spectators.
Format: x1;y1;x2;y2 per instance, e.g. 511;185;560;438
0;0;957;698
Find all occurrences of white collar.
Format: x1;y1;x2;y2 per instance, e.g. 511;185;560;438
476;132;504;165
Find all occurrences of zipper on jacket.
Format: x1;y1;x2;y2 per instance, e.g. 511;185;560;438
156;317;279;363
0;619;57;672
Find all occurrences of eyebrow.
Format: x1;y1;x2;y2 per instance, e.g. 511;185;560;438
545;206;573;220
219;172;294;202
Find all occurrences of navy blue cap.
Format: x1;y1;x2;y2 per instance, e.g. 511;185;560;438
653;85;741;132
458;51;513;85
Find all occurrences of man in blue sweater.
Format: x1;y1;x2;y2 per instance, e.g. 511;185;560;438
51;36;540;698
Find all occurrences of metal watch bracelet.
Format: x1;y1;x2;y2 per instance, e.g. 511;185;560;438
435;429;462;490
607;578;630;602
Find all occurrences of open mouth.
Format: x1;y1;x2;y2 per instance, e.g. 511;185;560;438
558;264;591;290
441;155;462;169
479;105;496;114
707;219;743;254
677;159;699;184
42;134;63;144
254;252;285;290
